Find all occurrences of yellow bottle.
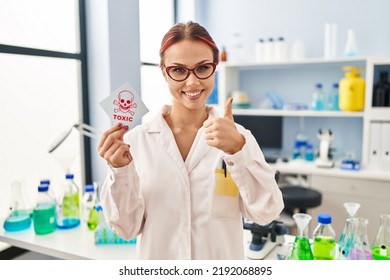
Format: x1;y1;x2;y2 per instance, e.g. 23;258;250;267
339;66;365;111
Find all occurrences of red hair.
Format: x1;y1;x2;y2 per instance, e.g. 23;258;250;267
159;21;219;67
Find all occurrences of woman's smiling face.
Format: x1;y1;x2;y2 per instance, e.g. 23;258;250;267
162;39;215;111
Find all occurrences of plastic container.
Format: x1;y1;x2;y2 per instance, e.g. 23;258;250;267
311;83;326;111
339;66;365;111
56;173;80;229
313;213;336;260
33;184;56;235
255;38;265;62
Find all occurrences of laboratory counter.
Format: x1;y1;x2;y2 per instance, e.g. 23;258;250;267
0;219;291;260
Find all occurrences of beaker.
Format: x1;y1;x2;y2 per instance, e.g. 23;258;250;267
338;202;361;254
3;181;32;232
290;213;314;260
371;214;390;260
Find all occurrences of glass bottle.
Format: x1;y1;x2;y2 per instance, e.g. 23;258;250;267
56;173;80;229
371;214;390;260
313;213;336;260
220;46;227;62
82;184;97;224
338;202;361;255
327;83;340;111
290;213;314;260
311;83;326;111
3;181;32;232
305;143;315;161
33;184;56;235
372;71;390;107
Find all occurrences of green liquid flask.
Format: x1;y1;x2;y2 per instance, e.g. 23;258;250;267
372;214;390;260
290;213;314;260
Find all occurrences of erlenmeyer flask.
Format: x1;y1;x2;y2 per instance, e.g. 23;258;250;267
359;218;373;260
290;213;314;260
371;214;390;260
338;217;367;260
3;181;32;232
338;202;360;255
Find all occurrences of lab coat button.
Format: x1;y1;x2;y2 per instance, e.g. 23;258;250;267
227;161;234;166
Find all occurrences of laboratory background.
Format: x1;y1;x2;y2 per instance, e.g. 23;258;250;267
0;0;390;260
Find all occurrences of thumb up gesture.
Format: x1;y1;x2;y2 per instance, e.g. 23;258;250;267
203;97;245;154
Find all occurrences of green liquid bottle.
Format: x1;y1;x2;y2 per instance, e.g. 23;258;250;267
56;173;80;229
313;214;336;260
33;185;56;235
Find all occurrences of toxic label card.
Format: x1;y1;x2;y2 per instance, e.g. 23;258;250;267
99;82;149;128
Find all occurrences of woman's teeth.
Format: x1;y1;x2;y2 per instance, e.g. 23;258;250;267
184;90;201;97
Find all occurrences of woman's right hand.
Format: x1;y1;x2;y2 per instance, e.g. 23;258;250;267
97;123;132;168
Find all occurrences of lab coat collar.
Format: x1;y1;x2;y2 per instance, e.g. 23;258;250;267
143;105;220;173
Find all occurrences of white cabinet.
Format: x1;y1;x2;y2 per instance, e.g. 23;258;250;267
217;57;390;167
310;175;390;243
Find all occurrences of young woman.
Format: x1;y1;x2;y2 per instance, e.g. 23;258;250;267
98;21;284;259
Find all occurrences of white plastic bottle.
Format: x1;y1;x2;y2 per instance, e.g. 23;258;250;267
313;213;336;260
255;38;265;62
82;184;97;223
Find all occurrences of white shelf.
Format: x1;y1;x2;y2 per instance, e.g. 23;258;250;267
232;108;364;118
219;57;367;69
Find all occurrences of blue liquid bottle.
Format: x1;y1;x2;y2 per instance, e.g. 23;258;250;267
311;83;326;111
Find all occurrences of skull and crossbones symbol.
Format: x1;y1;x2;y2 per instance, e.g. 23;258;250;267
113;90;137;115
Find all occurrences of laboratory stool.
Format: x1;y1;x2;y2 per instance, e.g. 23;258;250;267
280;185;322;216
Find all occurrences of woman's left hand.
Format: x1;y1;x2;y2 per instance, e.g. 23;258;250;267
203;97;245;154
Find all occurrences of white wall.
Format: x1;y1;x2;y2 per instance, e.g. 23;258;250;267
196;0;390;59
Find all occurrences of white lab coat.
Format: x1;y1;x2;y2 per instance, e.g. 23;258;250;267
100;105;284;260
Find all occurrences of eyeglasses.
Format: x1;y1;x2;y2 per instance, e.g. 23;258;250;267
164;62;217;82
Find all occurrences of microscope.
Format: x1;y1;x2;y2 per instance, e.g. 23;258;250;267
243;220;288;260
315;129;335;168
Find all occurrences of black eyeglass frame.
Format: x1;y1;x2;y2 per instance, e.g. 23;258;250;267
164;62;217;82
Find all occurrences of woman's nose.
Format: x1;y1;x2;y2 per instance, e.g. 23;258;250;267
186;71;200;85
